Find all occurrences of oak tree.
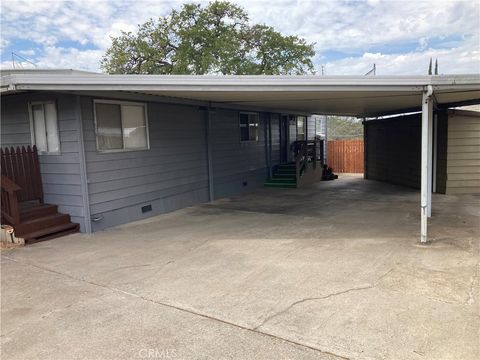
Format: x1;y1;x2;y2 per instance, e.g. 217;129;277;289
101;1;315;75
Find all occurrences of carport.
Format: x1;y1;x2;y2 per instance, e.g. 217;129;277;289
145;74;480;243
3;73;480;242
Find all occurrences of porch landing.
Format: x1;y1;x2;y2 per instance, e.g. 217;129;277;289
2;176;479;360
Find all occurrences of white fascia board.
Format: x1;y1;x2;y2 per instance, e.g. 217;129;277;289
3;73;479;96
13;84;427;93
4;72;480;83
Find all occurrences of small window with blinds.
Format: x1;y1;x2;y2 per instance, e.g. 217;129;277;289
28;101;60;154
93;100;149;152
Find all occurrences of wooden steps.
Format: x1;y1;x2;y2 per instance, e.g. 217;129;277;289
1;148;79;244
20;204;58;221
264;164;297;188
13;203;79;243
21;223;80;244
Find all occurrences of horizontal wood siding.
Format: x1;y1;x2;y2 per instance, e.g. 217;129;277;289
0;93;87;231
1;96;32;148
81;97;209;231
446;111;480;194
211;109;268;198
365;114;422;188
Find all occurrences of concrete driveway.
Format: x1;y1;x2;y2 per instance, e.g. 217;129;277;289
2;176;479;360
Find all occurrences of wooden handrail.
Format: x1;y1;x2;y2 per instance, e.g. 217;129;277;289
1;174;21;225
293;140;324;182
1;145;43;203
295;142;308;181
1;174;21;192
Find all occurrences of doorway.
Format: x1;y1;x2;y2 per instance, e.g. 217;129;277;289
280;115;289;163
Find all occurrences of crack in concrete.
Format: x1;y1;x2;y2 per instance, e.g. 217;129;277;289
2;255;350;360
253;285;374;330
254;268;395;331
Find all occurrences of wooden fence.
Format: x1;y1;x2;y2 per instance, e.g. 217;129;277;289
1;146;43;202
327;139;364;173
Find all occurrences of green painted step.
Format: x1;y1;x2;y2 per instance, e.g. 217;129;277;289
269;177;296;183
277;168;295;172
271;173;296;179
276;169;296;174
265;163;298;188
264;182;297;188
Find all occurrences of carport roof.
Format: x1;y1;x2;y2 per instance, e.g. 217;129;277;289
1;70;479;117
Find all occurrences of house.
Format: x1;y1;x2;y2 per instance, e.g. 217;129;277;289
1;69;479;243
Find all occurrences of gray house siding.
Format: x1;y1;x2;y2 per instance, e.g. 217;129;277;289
1;96;31;148
80;97;210;231
0;93;88;231
210;108;268;199
3;92;302;233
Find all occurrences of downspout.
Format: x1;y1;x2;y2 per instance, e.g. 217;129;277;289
264;113;270;179
205;105;214;201
268;113;273;179
74;95;92;233
363;117;368;179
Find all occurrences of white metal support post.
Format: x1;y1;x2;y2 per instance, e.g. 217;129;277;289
427;99;433;217
421;86;433;243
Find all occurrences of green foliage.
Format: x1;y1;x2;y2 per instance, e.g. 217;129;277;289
434;58;438;75
327;116;363;140
428;58;432;75
101;1;315;75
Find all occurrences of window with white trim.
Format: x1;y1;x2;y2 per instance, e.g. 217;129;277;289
29;101;60;154
94;100;149;152
239;112;259;141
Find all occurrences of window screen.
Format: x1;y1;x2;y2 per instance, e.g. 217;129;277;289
122;105;147;149
94;101;149;151
30;101;60;153
95;103;123;150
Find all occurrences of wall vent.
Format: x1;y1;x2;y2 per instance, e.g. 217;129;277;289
141;204;152;213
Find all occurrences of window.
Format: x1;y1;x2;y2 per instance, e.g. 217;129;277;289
239;112;259;141
297;116;306;140
94;100;149;152
29;101;60;154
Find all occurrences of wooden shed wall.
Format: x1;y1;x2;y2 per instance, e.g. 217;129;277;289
446;110;480;194
364;114;422;188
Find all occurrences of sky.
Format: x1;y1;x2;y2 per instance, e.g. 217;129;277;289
1;0;479;75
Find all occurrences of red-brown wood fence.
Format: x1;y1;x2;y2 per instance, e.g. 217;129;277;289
327;140;364;173
1;146;43;202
